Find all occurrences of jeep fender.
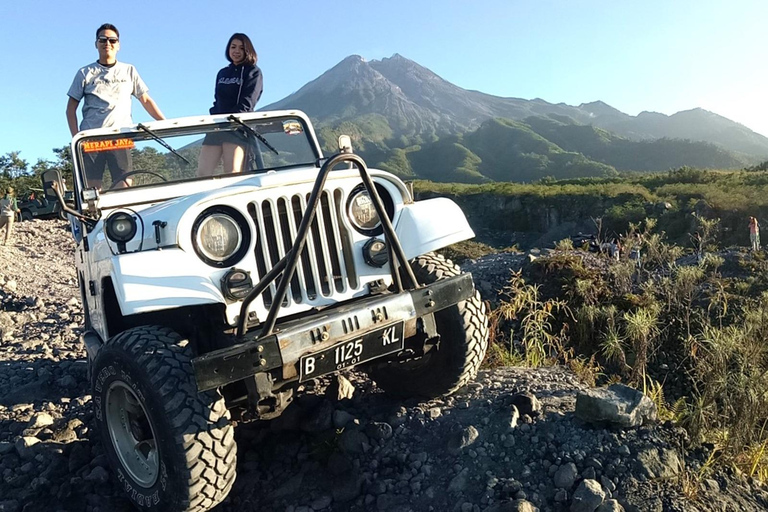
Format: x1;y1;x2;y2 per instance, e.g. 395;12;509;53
109;249;225;316
395;198;475;259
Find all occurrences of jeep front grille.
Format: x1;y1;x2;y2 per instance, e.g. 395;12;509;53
248;189;358;308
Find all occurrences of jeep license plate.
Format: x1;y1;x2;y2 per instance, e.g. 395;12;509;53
299;322;404;382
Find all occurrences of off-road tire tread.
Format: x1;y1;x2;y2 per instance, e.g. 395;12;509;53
368;252;489;398
104;326;236;511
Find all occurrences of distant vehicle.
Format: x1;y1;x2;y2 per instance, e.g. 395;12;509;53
16;188;70;221
570;233;599;252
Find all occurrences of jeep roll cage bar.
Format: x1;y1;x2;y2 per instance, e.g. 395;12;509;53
236;150;420;338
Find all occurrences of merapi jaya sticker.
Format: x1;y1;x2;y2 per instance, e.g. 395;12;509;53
82;139;135;153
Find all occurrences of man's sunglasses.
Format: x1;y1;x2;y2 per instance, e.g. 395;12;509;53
97;37;119;45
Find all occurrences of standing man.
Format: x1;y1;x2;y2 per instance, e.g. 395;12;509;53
0;187;20;246
66;23;165;189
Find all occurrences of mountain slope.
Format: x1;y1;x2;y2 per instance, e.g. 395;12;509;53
523;115;746;171
262;54;768;182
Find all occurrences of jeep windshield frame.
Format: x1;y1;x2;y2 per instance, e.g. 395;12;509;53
71;112;323;208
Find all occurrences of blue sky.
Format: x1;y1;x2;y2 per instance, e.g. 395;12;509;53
2;0;766;165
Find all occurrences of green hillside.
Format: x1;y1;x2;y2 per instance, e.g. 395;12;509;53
314;113;752;184
523;115;748;171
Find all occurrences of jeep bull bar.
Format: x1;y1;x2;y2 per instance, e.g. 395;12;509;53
192;149;471;391
192;271;474;391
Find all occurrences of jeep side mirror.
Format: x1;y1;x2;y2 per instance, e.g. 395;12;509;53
42;170;64;202
42;169;99;231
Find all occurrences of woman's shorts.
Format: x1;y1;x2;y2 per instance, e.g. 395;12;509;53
202;131;247;147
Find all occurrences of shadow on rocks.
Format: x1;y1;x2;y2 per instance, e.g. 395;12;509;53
0;358;88;407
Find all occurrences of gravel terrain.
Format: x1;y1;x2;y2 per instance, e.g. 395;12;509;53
1;220;767;512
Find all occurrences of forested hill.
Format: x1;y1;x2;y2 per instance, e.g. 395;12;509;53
263;54;768;182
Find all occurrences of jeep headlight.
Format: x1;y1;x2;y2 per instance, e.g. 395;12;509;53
348;190;380;231
346;183;395;236
193;207;251;267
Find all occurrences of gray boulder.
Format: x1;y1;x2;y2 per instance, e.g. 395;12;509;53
14;436;40;459
635;447;684;479
575;384;657;428
339;429;370;454
571;479;605;512
554;462;578;489
447;425;479;455
509;392;542;417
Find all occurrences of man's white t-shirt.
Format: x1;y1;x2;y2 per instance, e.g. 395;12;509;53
67;61;149;130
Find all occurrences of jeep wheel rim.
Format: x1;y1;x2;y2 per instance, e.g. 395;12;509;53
106;381;159;487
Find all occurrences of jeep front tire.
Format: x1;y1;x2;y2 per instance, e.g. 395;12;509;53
367;252;489;398
92;326;236;511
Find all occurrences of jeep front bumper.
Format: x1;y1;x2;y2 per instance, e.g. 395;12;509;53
192;272;475;391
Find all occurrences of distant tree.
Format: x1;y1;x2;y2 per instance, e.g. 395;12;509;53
25;146;75;192
0;152;28;179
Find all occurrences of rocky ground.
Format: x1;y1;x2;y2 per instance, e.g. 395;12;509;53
1;220;767;512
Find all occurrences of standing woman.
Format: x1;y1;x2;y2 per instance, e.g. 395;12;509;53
198;33;263;176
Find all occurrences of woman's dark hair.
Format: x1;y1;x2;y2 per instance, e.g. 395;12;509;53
225;33;257;66
96;23;120;39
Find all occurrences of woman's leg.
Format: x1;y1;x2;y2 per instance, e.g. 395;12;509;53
222;143;245;174
197;144;223;177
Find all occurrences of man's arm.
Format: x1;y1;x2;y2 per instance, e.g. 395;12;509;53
138;93;165;121
66;97;80;136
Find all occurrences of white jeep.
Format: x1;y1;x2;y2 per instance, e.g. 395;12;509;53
43;110;489;512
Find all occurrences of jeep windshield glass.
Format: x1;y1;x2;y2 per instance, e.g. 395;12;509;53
136;123;191;166
227;115;278;155
73;115;319;191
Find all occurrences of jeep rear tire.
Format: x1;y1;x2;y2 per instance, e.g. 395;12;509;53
367;252;489;398
92;326;236;512
20;210;32;221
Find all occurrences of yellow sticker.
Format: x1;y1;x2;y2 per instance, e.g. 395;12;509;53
283;121;303;136
82;138;135;153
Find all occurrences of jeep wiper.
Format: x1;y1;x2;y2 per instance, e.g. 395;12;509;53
136;123;191;166
227;115;279;155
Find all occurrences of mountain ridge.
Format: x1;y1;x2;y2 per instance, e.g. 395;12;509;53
262;54;768;181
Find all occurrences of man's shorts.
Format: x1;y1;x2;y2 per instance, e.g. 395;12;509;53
83;149;133;186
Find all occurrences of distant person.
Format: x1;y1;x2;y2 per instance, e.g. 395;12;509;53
66;23;165;190
0;187;20;245
612;238;621;261
692;231;704;263
629;234;642;268
197;33;263;177
749;216;761;251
